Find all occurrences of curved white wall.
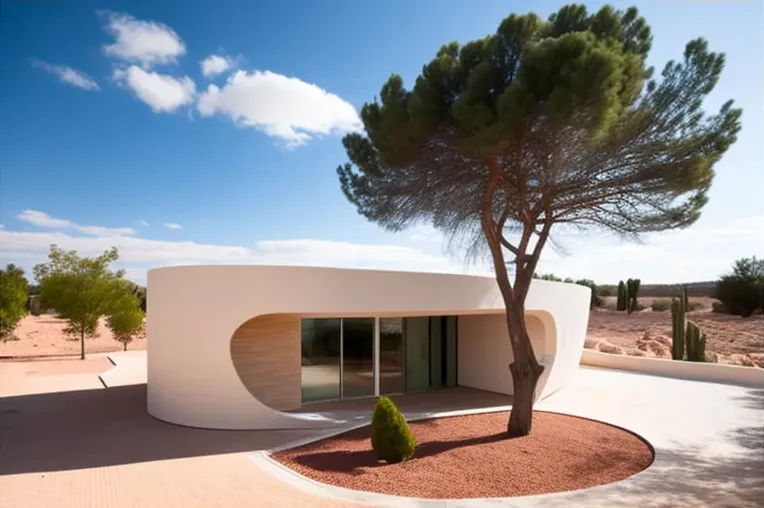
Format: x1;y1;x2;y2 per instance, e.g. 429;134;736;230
147;266;590;429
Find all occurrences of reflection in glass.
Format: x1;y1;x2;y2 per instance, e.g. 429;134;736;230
342;318;374;398
301;319;340;403
379;318;404;394
405;317;430;392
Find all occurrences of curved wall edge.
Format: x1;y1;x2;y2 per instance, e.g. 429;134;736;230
580;349;764;387
147;265;591;429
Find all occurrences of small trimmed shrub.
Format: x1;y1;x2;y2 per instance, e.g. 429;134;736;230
651;299;671;311
687;301;704;312
712;301;728;314
371;396;416;464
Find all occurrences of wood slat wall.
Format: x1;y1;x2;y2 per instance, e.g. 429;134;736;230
230;314;302;410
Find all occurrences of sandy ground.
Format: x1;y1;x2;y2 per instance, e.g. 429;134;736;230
2;301;762;368
0;314;146;358
587;297;764;367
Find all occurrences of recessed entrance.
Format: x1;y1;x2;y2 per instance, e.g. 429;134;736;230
300;316;458;404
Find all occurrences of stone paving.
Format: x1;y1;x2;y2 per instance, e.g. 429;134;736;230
1;356;762;508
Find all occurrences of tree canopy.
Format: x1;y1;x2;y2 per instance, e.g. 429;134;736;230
338;4;740;248
0;264;29;339
34;245;137;359
336;3;741;436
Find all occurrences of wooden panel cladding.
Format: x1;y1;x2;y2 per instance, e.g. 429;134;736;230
230;314;301;410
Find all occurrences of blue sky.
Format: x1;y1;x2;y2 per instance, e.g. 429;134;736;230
1;0;762;285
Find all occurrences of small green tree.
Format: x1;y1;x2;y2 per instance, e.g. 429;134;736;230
34;245;134;359
371;396;416;464
107;283;145;351
575;279;602;308
0;264;29;340
715;256;764;317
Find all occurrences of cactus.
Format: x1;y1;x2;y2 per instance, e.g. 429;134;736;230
670;297;685;360
685;320;707;362
626;278;641;314
682;286;689;312
617;280;626;311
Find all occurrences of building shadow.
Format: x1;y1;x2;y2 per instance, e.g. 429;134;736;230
0;384;320;475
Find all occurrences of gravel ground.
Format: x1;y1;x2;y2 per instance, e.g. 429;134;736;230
272;411;654;499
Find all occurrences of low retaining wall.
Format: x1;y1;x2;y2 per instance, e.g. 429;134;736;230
580;349;764;387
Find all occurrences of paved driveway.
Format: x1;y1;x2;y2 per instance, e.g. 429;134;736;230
1;358;762;507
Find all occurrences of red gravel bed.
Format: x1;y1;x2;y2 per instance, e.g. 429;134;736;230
272;411;653;499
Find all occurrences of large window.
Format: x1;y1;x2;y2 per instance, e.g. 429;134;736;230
380;318;404;394
301;319;340;403
341;318;374;398
301;316;457;403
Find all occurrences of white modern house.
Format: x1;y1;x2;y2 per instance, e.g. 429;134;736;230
146;266;591;430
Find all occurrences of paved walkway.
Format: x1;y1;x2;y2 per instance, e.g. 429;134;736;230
0;356;761;507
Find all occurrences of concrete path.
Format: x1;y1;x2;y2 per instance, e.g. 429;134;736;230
252;367;764;507
1;356;761;507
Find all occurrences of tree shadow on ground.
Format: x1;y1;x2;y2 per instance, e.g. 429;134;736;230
530;387;764;508
287;432;509;473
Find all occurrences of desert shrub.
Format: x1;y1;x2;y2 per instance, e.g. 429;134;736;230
533;273;562;282
651;299;671;311
711;301;728;314
714;256;764;317
598;286;615;297
687;301;704;311
575;279;602;309
371;396;416;464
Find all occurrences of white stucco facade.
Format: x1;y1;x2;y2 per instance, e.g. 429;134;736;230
147;266;590;430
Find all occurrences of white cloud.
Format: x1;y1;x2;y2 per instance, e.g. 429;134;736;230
196;70;361;148
408;224;443;244
31;59;100;91
114;66;195;113
163;222;183;230
101;12;185;67
533;214;764;284
200;54;231;77
0;230;470;287
17;210;135;236
138;220;149;227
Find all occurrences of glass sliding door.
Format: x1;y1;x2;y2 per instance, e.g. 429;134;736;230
341;318;375;398
301;319;341;403
445;316;458;387
379;318;404;394
405;317;430;392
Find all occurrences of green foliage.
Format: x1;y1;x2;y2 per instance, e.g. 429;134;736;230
371;396;416;464
687;301;703;311
575;279;603;308
0;264;29;339
336;3;741;436
34;245;135;359
598;285;615;297
671;297;685;360
711;301;728;314
626;278;641;314
714;256;764;318
616;280;627;311
106;281;144;351
651;299;671;312
533;273;562;282
685;320;707;362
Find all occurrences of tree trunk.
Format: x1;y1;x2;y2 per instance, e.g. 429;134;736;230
505;302;544;436
123;342;127;352
80;328;85;360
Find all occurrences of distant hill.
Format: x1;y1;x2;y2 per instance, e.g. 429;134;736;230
599;281;716;298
